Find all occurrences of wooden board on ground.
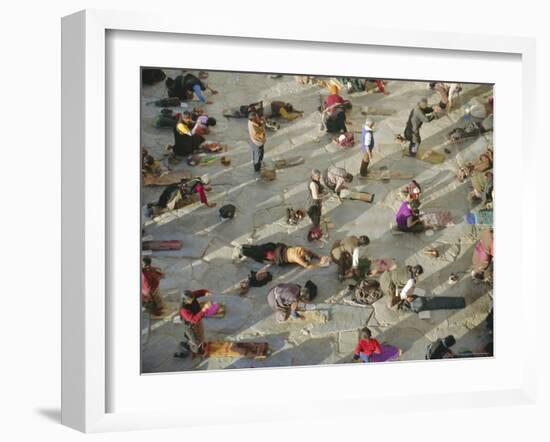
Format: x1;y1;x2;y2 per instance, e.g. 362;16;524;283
361;106;397;116
295;310;329;324
143;170;192;187
369;344;402;362
204;341;270;359
359;170;413;181
421;210;453;228
465;210;493;225
270;156;305;169
341;190;375;203
142;240;183;251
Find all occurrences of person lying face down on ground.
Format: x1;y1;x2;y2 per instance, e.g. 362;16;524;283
352;327;383;363
400;98;440;157
175;289;213;358
472;228;494;282
323;165;354;197
147;175;215;216
321;85;352;133
241;100;304;121
396;199;425;233
379;264;424;309
165;73;218;104
267;282;312;322
330;235;370;281
236;242;323;269
141;256;165;316
457;148;493;182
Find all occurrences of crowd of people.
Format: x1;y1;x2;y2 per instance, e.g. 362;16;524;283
140;70;494;363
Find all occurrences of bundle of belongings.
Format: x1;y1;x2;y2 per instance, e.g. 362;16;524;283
247;270;273;287
334;132;355;148
351;279;383;305
153;108;181;128
219;204;236;219
286;208;306;225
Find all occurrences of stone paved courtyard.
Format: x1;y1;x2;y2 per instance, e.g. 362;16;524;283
140;70;493;373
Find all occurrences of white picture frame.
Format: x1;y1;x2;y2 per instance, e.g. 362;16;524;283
62;9;537;433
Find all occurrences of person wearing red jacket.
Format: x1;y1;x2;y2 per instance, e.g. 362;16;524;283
352;327;382;363
141;257;165;316
175;289;212;357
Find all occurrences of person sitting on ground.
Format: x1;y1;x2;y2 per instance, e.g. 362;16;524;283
321;85;352;133
307;169;325;227
396;199;424;233
425;335;456;359
141;148;164;178
167;111;206;157
323;165;354;197
379;264;424;309
175;289;213;358
360;118;375;177
166;73;218;103
401;98;440;157
267;282;311;322
352;327;382;362
330;235;370;281
472;228;493;282
141;257;165;316
149;176;215;216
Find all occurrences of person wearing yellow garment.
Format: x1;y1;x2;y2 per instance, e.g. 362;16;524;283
244;100;304;121
168;111;205;157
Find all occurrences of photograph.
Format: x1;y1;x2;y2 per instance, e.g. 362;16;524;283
140;68;494;373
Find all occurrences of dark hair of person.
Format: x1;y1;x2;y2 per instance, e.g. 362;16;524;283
358;235;370;246
284;103;294;112
248;111;258;121
414;264;424;276
360;327;372;340
206;117;217;126
410;199;421;210
143;256;152;266
182;111;192;119
345;173;354;183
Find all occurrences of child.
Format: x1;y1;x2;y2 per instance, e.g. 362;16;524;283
352;327;382;362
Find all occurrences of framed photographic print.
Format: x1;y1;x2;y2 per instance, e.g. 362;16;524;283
62;9;537;433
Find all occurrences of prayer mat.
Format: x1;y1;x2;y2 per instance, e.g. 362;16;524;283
142;170;192;187
340;190;375;203
142;240;183;251
270;156;304;169
359;170;413;181
421;210;454;228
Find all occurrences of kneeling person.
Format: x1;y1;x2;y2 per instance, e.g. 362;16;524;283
267;283;311;323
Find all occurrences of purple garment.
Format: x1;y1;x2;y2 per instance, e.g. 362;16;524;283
396;201;413;230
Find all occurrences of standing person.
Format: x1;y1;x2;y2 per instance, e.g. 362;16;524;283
396;199;424;233
267;283;311;322
472;228;494;281
352;327;382;362
403;98;439;157
323;165;354;196
141;257;165;316
307;169;324;227
360;118;375;177
330;235;370;281
248;111;266;172
175;289;213;358
379;264;424;308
